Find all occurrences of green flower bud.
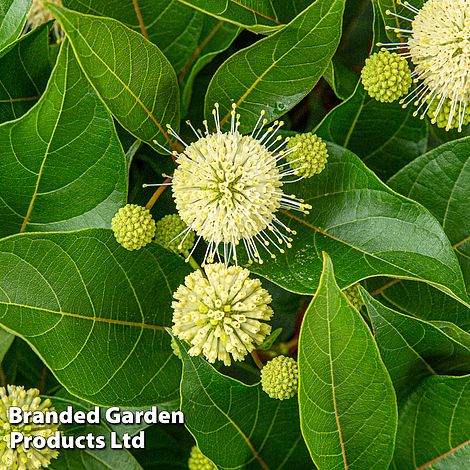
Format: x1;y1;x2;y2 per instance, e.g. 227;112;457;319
188;446;216;470
154;214;195;256
285;133;329;177
361;50;411;103
426;96;470;132
343;284;364;311
111;204;156;251
261;355;298;400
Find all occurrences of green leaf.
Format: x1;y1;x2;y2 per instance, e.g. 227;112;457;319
63;0;202;75
362;289;470;405
48;4;180;147
0;0;32;52
0;327;14;363
176;0;313;34
250;144;469;306
0;41;127;236
0;229;192;406
178;340;311;469
323;60;358;101
365;278;470;333
180;17;240;114
315;84;428;180
0;25;51;124
204;0;345;133
389;137;470;288
49;396;143;469
298;253;397;469
393;375;470;469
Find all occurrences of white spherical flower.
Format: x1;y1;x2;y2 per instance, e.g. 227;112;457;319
148;104;311;265
172;263;273;366
381;0;470;131
0;385;59;469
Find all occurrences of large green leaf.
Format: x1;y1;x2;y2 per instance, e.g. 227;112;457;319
315;84;427;180
0;229;192;406
48;4;180;147
389;137;470;287
205;0;345;133
63;0;203;75
0;24;50;124
178;340;311;469
176;0;313;34
363;289;470;405
0;42;127;236
365;278;470;332
50;396;143;470
0;0;32;52
250;144;469;306
298;253;397;469
393;375;470;469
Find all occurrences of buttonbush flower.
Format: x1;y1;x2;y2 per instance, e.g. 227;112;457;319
172;263;273;366
343;284;364;311
261;355;298;400
188;446;216;470
111;204;156;251
0;385;59;469
361;50;412;102
148;104;311;265
28;0;62;29
380;0;470;131
285;133;329;177
154;214;195;257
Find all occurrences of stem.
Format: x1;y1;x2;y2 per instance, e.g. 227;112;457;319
188;256;201;271
0;367;6;387
145;176;172;210
251;350;264;370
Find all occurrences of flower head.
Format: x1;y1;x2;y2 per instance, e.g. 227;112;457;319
343;284;364;311
381;0;470;131
188;446;216;470
28;0;62;29
361;50;412;102
285;133;329;177
149;104;311;265
0;385;59;469
172;263;273;366
261;356;298;400
111;204;156;251
154;214;195;257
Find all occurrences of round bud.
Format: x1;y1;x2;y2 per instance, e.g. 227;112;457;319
343;284;364;311
154;214;195;256
361;50;412;103
426;97;470;132
188;446;216;470
111;204;156;251
261;355;298;400
285;133;329;177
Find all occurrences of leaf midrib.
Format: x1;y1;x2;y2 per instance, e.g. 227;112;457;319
0;301;165;330
19;45;69;233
